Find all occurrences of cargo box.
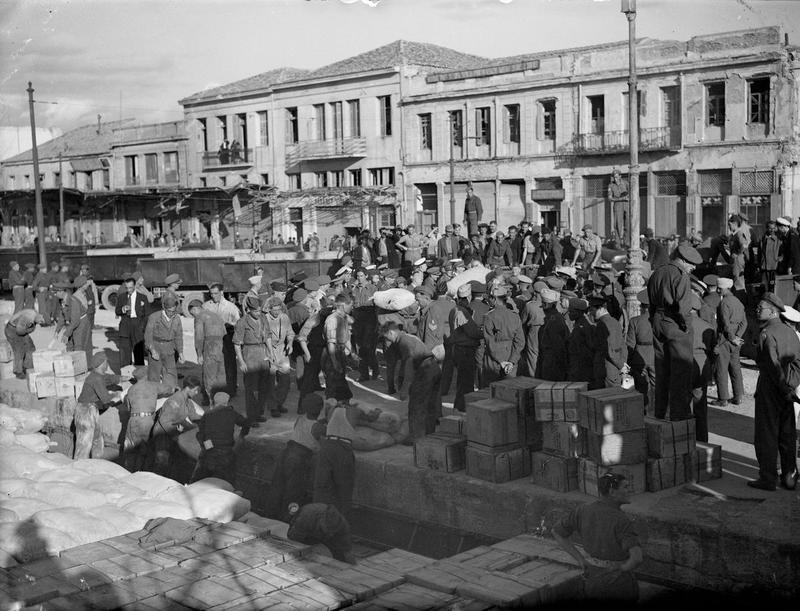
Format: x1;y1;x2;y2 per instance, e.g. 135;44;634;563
579;389;644;434
585;429;647;466
53;351;88;377
531;451;578;492
541;422;585;458
464;388;492;405
533;381;586;422
578;458;646;497
645;417;696;458
437;415;466;437
0;361;14;380
685;442;722;482
466;443;530;483
32;349;62;373
0;341;13;363
490;377;546;408
55;373;89;398
414;434;467;473
647;456;687;491
34;373;58;398
466;398;520;449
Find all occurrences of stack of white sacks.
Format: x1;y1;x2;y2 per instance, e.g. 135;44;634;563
0;403;253;566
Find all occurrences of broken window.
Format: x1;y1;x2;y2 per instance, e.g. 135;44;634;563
748;78;770;124
419;113;432;150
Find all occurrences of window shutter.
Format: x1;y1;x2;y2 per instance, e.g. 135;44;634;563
536;103;544;140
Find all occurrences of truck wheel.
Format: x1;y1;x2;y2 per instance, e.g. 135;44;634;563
181;291;206;317
101;284;121;311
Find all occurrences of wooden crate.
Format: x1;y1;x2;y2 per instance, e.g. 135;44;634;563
31;349;62;373
647;456;687;491
414;434;467;473
540;422;584;458
437;415;465;437
34;373;58;398
53;351;88;377
0;361;13;380
533;382;586;422
577;458;646;497
55;373;89;398
585;429;647;466
465;398;520;449
645;417;696;458
465;443;530;483
463;388;491;404
0;341;13;363
685;442;722;482
531;451;578;492
490;377;545;449
579;388;644;435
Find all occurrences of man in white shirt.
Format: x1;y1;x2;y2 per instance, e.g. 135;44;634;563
204;283;242;395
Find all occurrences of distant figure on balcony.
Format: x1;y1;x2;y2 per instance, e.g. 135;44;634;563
608;169;629;248
277;234;285;245
308;232;320;253
329;234;343;252
230;139;242;163
218;140;230;165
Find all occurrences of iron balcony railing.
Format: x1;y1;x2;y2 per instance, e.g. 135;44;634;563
574;126;681;154
285;137;367;165
201;148;254;169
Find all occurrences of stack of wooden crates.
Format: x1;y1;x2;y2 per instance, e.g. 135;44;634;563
26;349;88;399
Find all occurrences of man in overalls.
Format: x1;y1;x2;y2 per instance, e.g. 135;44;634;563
144;293;184;390
233;295;270;426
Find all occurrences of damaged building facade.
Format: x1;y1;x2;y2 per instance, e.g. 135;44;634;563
1;26;799;249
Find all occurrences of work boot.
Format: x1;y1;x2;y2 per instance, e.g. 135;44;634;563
780;471;798;490
711;399;728;408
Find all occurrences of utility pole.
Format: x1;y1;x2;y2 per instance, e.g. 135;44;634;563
27;82;47;267
58;152;65;240
449;114;456;225
621;0;643;319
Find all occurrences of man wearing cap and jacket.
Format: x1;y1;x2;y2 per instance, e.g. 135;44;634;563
482;286;524;385
437;225;461;261
463;187;483;238
689;294;715;442
760;220;781;292
144;293;184;390
64;276;94;363
8;262;25;313
567;298;595;384
748;292;800;491
351;269;378;382
189;300;226;398
164;273;182;304
204;283;241;396
571;225;603;271
450;284;483;411
46;261;61;325
234;296;271;425
713;277;746;407
626;290;655;409
590;296;627;389
537;288;570;381
116;274;150;368
521;285;546;378
776;216;800;275
647;244;703;421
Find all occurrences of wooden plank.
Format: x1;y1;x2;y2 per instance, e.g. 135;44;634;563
73;582;143;609
60;542;121;565
155;544;199;562
216;570;281;596
458;548;528;572
284;579;353;610
164;578;243;609
191;551;253;577
363;549;435;574
60;564;113;590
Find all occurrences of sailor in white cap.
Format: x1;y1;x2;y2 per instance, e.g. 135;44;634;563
537;287;569;380
246;275;262;300
713;276;745;407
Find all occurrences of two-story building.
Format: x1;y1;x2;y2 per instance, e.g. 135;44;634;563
400;26;800;241
178;41;486;247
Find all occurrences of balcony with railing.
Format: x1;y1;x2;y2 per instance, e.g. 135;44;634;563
285;137;367;166
201;148;254;170
573;126;681;155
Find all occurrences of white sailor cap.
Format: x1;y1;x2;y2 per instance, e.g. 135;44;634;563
364;264;377;271
334;265;352;277
449;258;464;265
413;258;426;267
781;305;800;323
248;275;261;286
554;266;577;279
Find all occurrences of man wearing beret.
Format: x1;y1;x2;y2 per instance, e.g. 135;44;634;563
567;298;595;385
713;277;746;407
144;293;184;390
537;288;569;381
234;295;271;425
482;285;524;385
626;290;655;409
75;264;98;330
749;293;800;491
647;243;703;421
150;375;203;478
64;276;94;363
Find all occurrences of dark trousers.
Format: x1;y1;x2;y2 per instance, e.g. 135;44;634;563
266;369;290;413
474;340;485;389
652;312;693;420
148;346;178;389
408;357;442;441
384;343;400;394
12;286;24;313
265;440;314;521
714;341;743;402
223;328;237;395
242;367;268;422
119;319;146;367
321;350;353;402
5;323;33;375
23;287;34;310
691;385;709;442
453;344;476;412
582;566;639;601
354;320;379;379
151;431;179;479
36;290;49;323
523;330;540;379
632;365;656;410
763;269;776;293
593;360;622;391
298;344;325;411
191;447;237;487
754;386;798;486
313;438;355;518
439;344;454;396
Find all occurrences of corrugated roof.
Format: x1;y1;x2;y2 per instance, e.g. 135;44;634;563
296;40;486;82
2;119;135;165
179;67;310;105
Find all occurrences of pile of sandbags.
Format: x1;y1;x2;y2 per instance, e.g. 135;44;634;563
0;444;252;566
0;403;53;453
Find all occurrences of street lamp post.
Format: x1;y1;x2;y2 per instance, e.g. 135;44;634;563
27;82;47;267
621;0;644;319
